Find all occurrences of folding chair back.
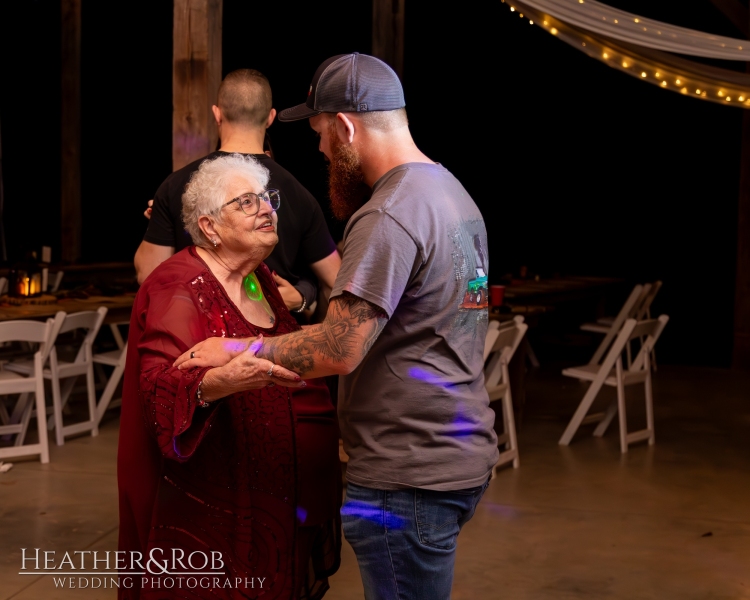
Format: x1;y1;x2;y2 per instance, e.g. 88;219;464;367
635;280;662;320
49;271;64;293
483;316;527;471
485;317;528;389
47;307;107;444
583;284;646;365
0;318;58;463
93;321;129;423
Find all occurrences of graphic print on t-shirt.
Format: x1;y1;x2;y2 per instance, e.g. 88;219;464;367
451;219;489;312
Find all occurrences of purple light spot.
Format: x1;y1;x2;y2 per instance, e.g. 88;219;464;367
248;339;263;354
482;502;518;519
341;501;406;529
222;340;249;353
296;507;308;523
408;367;458;394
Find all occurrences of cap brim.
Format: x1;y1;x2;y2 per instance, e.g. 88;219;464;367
278;103;321;122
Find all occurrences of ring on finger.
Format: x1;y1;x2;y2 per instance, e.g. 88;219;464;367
267;364;275;377
190;351;195;359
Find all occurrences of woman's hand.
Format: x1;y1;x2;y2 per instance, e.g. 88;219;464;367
201;352;304;400
174;336;254;369
198;349;304;401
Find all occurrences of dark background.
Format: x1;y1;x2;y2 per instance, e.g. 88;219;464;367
0;0;744;366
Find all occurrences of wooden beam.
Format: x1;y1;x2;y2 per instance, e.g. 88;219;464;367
372;0;405;80
733;7;750;369
0;115;6;262
61;0;81;263
707;0;748;37
172;0;222;171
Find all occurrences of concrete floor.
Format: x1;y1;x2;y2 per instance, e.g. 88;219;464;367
1;364;748;599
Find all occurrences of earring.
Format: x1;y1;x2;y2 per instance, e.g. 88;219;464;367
212;239;218;247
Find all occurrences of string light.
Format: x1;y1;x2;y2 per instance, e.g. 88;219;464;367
510;6;515;11
507;1;750;109
634;18;639;23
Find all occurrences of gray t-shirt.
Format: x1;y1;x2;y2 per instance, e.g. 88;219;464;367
331;162;499;491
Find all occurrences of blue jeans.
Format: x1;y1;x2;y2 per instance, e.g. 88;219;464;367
341;479;490;600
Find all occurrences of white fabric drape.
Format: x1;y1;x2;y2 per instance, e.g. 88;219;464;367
510;0;750;108
517;0;750;61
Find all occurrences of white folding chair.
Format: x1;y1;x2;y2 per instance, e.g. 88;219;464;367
559;315;669;453
6;307;107;446
0;317;62;464
484;316;528;472
580;284;647;365
93;322;128;424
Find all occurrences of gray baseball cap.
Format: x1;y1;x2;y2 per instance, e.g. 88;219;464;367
278;52;405;122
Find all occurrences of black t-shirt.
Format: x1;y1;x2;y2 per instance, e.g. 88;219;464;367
143;151;336;306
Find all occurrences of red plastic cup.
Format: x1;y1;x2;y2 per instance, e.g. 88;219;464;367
490;285;505;307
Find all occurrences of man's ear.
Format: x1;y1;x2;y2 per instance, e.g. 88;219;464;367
198;215;219;244
266;108;277;128
212;105;222;126
336;112;355;144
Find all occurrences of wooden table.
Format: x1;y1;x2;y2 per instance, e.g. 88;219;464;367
0;294;135;324
503;275;625;308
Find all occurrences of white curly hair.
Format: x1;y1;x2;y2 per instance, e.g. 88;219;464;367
182;153;270;247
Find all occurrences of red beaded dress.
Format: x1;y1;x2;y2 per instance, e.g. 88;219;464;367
117;247;341;599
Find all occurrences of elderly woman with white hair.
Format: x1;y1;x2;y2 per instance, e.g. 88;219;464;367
117;153;341;600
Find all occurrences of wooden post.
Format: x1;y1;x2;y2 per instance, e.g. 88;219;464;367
172;0;222;171
733;101;750;368
61;0;81;263
372;0;405;80
732;7;750;369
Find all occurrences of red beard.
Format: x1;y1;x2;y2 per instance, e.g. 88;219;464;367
327;121;371;221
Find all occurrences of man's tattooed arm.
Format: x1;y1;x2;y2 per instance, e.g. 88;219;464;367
257;292;388;377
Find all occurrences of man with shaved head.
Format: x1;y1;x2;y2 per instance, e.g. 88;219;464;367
135;69;340;318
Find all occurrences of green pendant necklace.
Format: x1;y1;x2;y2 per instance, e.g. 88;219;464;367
242;271;275;325
243;272;263;301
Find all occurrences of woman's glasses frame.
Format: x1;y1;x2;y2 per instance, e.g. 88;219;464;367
223;189;281;216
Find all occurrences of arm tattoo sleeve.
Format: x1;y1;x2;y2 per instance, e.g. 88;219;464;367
258;293;388;376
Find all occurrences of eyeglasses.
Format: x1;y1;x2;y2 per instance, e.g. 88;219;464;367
223;189;281;216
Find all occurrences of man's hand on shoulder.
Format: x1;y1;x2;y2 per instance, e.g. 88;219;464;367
272;272;305;311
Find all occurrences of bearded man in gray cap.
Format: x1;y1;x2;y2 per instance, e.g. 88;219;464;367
177;52;498;600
